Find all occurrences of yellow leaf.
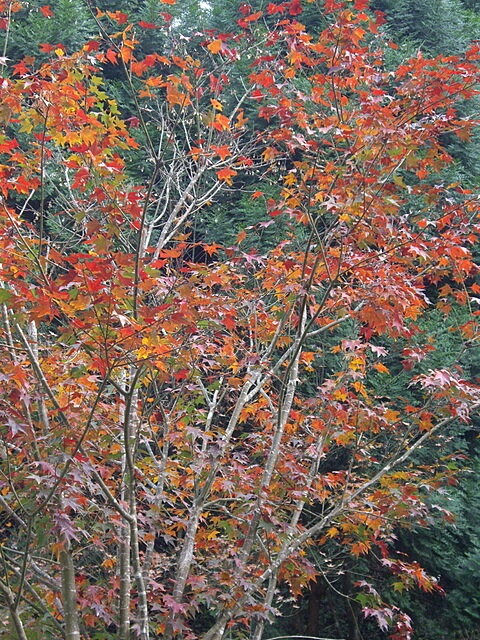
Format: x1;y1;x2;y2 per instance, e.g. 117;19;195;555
19;118;33;134
393;173;407;189
349;356;364;372
333;388;347;401
210;98;223;111
102;557;116;569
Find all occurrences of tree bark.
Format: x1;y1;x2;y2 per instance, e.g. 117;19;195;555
59;542;81;640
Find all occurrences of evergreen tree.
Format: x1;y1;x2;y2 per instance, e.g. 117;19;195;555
372;0;472;56
6;0;95;60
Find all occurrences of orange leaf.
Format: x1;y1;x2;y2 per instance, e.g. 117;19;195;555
39;5;53;17
235;110;248;128
351;541;370;556
373;362;390;375
236;229;247;244
106;10;129;24
207;39;223;54
212;145;231;160
39;42;55;53
106;48;118;65
120;44;133;64
217;168;237;185
243;10;263;23
416;167;429;179
212;113;230;131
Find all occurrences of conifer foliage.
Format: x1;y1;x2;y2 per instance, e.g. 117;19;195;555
0;1;479;639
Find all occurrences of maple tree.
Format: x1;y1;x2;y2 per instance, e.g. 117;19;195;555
0;1;479;639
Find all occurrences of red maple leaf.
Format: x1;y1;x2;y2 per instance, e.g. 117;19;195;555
138;20;159;29
39;5;53;18
289;0;303;15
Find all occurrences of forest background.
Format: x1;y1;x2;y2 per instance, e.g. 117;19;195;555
0;1;480;640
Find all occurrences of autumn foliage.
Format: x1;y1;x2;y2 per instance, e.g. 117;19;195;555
0;1;479;639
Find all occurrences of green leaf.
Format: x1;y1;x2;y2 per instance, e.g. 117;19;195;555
0;288;12;304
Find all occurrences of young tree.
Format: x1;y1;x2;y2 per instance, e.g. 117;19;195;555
0;1;479;639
